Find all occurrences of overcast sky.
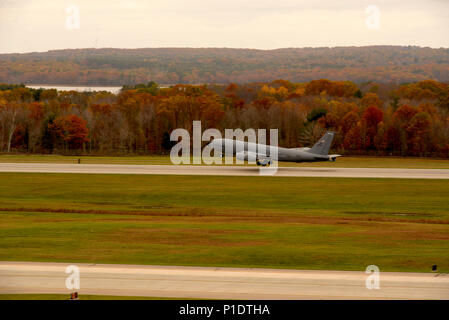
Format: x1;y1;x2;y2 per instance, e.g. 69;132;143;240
0;0;448;53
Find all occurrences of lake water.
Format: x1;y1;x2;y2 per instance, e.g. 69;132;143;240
26;85;122;94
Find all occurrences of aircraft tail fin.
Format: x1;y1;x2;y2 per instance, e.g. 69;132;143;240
307;131;335;155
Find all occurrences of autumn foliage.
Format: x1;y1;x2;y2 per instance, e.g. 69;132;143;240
0;79;448;157
1;46;448;85
50;115;89;150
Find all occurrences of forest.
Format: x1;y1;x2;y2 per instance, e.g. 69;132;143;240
0;79;448;158
1;46;449;85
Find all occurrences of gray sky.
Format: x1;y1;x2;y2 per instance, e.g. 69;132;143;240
0;0;448;53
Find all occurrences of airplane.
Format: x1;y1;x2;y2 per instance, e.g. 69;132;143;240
206;131;341;166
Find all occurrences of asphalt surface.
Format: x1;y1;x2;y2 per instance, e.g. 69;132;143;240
0;262;448;299
0;163;449;178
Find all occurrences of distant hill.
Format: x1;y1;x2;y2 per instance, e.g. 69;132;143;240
0;46;448;85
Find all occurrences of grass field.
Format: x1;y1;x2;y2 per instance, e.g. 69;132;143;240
1;154;449;168
0;173;448;272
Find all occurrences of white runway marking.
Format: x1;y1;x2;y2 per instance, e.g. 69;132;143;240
0;163;449;179
0;262;448;299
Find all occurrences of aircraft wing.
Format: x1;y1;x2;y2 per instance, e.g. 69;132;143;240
289;147;310;152
236;151;273;165
236;151;258;161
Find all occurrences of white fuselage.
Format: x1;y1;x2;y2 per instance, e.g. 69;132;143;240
208;138;331;163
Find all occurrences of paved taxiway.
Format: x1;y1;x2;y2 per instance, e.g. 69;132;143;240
0;163;449;179
0;262;448;299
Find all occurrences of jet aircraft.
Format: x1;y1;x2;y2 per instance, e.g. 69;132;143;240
207;131;340;166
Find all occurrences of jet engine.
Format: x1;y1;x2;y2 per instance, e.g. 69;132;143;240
256;158;271;166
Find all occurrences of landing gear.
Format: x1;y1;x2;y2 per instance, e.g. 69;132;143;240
256;159;271;167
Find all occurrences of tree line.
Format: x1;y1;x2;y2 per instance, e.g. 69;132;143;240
0;79;448;157
1;46;448;85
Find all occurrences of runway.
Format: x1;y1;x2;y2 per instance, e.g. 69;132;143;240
0;262;448;299
0;163;449;179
